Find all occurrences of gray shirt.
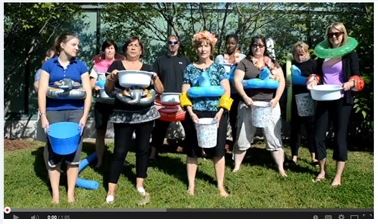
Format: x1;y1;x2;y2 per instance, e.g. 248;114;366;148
236;58;274;101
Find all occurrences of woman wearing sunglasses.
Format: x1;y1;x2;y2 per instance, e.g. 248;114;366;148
232;35;287;177
308;22;364;187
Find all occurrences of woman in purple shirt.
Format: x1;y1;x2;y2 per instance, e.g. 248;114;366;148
308;22;364;187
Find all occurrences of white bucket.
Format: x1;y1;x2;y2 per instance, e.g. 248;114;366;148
310;84;342;101
195;118;218;148
295;93;315;117
251;101;272;128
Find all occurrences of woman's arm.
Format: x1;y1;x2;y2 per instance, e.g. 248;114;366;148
105;61;120;95
80;73;92;127
38;70;50;129
152;73;164;94
89;68;99;90
234;69;252;106
181;83;198;123
271;66;285;108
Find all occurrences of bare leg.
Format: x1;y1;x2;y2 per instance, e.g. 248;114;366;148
271;149;287;177
95;128;107;168
213;156;229;197
232;149;247;172
331;161;345;186
48;169;61;204
66;165;79;203
187;157;198;195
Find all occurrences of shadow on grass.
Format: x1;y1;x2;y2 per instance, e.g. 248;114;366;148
32;142;103;194
223;140;317;176
31;146;49;186
79;141;140;191
149;143;220;189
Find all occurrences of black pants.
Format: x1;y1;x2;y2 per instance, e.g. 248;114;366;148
151;119;183;149
290;99;315;157
314;99;352;161
229;94;240;142
108;121;154;184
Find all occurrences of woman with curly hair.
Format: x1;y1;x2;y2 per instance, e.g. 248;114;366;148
180;31;232;197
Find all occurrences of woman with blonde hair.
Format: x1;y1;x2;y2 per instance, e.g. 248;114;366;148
289;41;317;165
309;22;364;186
181;31;232;197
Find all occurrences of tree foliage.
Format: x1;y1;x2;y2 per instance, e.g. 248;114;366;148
4;2;373;145
4;3;85;115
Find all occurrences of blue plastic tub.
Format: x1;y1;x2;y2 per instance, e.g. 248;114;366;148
48;122;81;155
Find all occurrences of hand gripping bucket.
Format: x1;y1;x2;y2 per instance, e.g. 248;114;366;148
251;101;272;128
47;122;82;155
195;118;218;148
295;93;315;117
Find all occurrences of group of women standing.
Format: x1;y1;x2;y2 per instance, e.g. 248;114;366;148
37;21;364;204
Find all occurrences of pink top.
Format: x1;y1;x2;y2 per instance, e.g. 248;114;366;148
322;58;343;85
94;59;114;73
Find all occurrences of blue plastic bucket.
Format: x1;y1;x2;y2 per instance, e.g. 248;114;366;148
48;122;81;155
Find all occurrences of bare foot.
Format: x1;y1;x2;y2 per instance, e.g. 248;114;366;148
67;195;75;203
232;166;240;173
51;194;59;204
313;173;327;182
187;187;195;196
331;177;342;187
279;170;288;177
219;189;229;197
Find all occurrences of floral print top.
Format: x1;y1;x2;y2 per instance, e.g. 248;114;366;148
183;63;228;112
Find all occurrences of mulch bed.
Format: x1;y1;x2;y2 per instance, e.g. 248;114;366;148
4;139;44;151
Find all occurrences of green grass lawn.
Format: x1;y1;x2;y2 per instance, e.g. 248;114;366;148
4;139;374;209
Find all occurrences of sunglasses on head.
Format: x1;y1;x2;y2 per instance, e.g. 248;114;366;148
168;41;178;45
327;32;344;38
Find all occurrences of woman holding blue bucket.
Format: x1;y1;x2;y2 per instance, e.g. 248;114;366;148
104;36;164;204
38;32;92;204
181;31;232;197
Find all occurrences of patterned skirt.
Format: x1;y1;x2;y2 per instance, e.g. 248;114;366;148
109;105;160;124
